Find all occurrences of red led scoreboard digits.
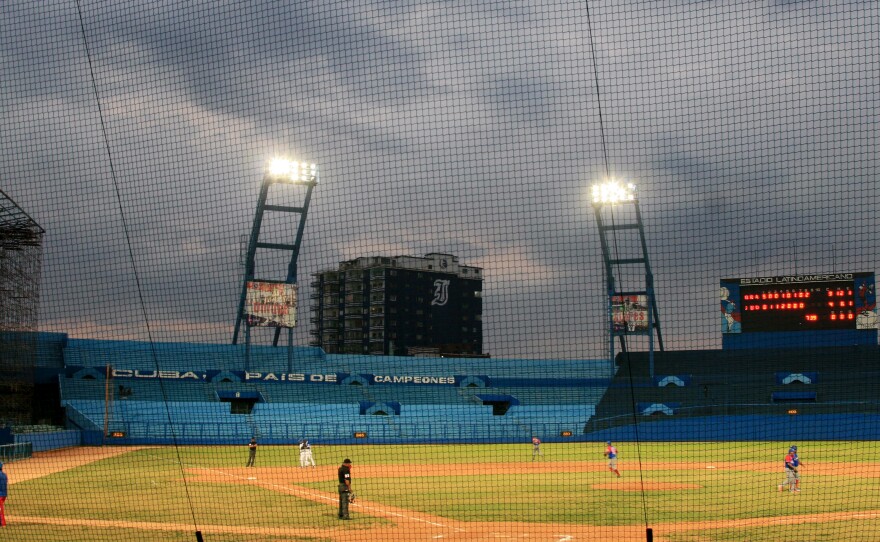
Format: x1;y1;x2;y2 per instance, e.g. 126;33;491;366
741;282;855;331
721;273;877;333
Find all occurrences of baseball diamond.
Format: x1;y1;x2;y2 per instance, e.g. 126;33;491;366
2;0;879;541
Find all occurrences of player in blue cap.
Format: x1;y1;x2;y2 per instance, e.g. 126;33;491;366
778;445;804;492
604;441;621;477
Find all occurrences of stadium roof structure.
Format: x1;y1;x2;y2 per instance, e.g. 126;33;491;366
0;189;44;250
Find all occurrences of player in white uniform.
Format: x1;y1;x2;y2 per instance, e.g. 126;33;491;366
299;438;316;467
531;437;543;461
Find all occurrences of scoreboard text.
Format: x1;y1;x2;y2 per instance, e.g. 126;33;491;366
720;273;877;333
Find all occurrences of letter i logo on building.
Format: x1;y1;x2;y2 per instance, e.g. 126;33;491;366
431;279;451;306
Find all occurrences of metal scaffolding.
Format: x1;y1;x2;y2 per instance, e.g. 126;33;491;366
0;189;45;425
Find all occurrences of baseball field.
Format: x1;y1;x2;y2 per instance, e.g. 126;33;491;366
4;441;880;541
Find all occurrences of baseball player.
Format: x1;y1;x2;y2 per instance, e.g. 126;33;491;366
605;441;621;477
299;438;316;468
337;458;353;519
531;437;543;461
246;437;257;467
778;445;804;492
0;461;7;526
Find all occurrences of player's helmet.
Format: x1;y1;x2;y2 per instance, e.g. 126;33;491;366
790;445;797;452
606;441;612;445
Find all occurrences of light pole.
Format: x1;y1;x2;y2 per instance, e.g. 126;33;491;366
591;179;663;377
233;158;319;371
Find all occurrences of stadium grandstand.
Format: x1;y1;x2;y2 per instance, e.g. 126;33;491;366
1;1;878;541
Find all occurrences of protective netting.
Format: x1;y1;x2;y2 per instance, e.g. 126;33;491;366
1;1;878;540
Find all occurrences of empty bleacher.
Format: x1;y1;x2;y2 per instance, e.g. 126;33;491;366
57;338;611;444
588;345;880;439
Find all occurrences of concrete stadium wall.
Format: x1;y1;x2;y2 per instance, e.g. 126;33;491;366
14;429;81;452
585;413;880;442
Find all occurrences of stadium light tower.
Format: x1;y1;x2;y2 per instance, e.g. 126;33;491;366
233;157;319;370
591;179;663;377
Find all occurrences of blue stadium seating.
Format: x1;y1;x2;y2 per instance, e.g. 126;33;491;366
56;338;611;444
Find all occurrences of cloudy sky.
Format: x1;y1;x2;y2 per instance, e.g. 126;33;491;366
1;0;877;359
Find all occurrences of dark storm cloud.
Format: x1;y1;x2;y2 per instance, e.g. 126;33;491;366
76;1;433;120
1;0;877;357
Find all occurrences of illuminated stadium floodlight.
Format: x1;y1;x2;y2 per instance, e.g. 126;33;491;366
234;156;320;369
590;177;663;377
267;158;318;184
591;180;637;205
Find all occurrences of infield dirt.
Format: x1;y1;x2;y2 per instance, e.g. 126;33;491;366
8;448;880;542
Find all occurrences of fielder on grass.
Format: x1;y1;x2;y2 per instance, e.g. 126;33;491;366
531;437;543;461
605;441;621;477
779;445;804;493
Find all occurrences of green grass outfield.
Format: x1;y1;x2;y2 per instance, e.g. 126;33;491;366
5;441;880;541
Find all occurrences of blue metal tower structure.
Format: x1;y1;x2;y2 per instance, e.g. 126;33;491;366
591;182;664;377
232;160;319;368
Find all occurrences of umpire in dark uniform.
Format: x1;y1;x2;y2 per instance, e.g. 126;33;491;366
246;437;257;467
337;458;353;519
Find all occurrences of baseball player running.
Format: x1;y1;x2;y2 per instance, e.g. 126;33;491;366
605;441;621;477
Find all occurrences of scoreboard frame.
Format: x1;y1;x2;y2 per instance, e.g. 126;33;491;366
720;272;877;333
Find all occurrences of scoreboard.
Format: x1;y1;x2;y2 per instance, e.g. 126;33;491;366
720;273;877;333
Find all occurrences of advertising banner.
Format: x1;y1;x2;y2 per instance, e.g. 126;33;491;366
245;281;297;328
611;294;650;333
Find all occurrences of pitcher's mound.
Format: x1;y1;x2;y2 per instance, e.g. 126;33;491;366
594;482;701;491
